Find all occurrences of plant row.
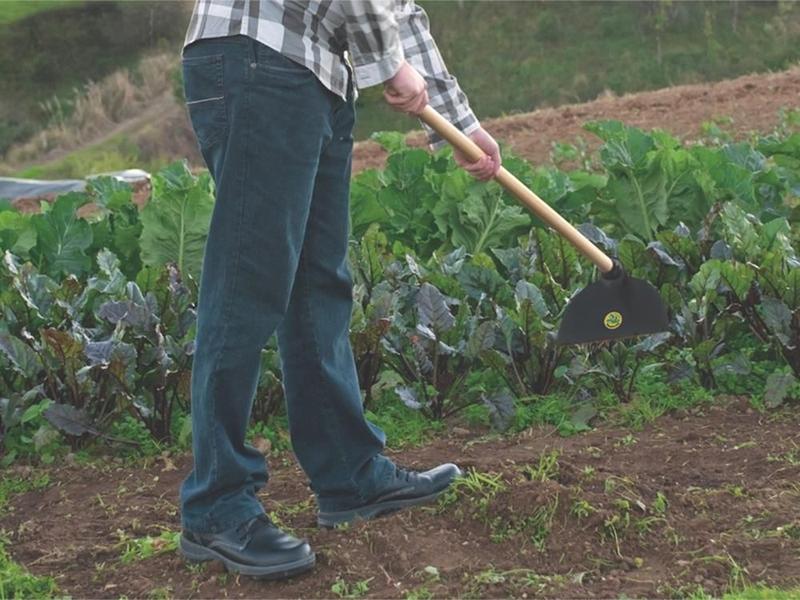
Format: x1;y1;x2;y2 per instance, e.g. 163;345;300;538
1;119;798;463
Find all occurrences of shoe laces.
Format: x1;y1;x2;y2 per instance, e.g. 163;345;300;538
235;513;273;537
393;464;415;483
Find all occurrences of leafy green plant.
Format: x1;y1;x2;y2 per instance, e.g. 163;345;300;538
0;538;58;599
139;160;214;281
567;333;671;403
331;576;373;599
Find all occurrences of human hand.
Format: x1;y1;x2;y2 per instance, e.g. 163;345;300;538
383;61;429;115
454;127;501;181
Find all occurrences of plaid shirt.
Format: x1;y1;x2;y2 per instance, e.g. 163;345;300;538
183;0;479;145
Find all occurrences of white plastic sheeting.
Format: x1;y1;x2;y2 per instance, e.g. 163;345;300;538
0;169;150;203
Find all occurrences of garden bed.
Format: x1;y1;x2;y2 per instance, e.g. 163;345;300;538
2;397;800;598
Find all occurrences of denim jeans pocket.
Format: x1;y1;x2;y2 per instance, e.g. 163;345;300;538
182;52;228;149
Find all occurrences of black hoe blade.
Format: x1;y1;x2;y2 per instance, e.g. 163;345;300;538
556;263;669;345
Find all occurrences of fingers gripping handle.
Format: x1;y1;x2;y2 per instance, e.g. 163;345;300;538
417;106;614;274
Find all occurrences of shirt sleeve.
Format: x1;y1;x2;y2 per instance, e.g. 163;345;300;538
341;0;406;88
396;0;479;148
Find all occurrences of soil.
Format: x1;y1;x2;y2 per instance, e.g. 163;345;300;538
3;397;800;598
351;65;800;174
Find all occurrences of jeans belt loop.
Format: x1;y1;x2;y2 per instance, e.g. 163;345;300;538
248;35;258;67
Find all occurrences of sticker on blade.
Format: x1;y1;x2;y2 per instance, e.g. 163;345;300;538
603;311;623;330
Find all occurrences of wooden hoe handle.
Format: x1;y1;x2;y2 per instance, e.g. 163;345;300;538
418;105;614;274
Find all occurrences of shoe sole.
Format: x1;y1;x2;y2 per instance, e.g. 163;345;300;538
317;487;448;528
179;535;315;579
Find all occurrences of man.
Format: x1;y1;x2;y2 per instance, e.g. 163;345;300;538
178;0;502;580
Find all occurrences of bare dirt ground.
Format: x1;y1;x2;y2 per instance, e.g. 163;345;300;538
3;397;800;598
350;65;800;174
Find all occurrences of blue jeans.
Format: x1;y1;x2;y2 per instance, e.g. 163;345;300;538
178;34;394;534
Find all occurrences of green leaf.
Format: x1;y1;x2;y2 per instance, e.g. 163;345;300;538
515;280;549;317
32;192;92;277
466;320;496;359
350;170;387;238
43;403;97;436
782;269;800;309
417;283;455;333
0;333;42;379
764;371;797;409
482;391;515;431
87;248;127;295
570;403;598;432
0;210;36;257
139;161;214;279
759;297;792;344
457;263;507;301
370;131;407;153
3;252;59;318
690;260;723;297
718;261;754;300
692;147;755;208
87;176;133;211
606;164;668;240
33;424;61;451
719;203;760;258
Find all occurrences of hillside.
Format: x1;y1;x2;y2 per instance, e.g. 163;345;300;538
4;0;800;178
353;64;800;173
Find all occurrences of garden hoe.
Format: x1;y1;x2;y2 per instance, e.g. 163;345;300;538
418;106;669;345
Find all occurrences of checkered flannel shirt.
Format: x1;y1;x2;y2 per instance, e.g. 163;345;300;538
183;0;479;146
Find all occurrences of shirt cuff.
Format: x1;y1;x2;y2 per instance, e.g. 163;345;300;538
352;46;405;88
427;112;480;150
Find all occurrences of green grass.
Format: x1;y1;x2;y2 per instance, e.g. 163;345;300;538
723;587;800;599
0;0;81;25
0;473;50;517
691;585;800;599
365;395;445;449
14;132;163;179
0;539;58;599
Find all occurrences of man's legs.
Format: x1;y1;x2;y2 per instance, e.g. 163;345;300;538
275;84;394;512
179;35;337;534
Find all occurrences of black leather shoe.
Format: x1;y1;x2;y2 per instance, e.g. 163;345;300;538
179;513;315;579
317;462;463;527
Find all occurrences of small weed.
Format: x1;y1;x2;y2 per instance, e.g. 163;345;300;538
776;522;800;539
724;484;748;499
653;491;668;516
438;469;506;513
331;575;373;599
0;538;58;598
268;498;314;535
149;586;173;600
468;566;563;596
766;445;800;466
0;473;51;517
116;529;180;564
490;495;559;551
404;587;433;600
615;434;637;447
571;498;597;519
521;450;560;482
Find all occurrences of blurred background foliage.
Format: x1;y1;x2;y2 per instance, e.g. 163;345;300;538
0;0;799;168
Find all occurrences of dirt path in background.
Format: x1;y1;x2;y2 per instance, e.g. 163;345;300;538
3;397;800;598
353;65;800;173
5;66;799;186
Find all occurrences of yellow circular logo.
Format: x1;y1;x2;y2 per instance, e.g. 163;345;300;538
603;311;623;330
